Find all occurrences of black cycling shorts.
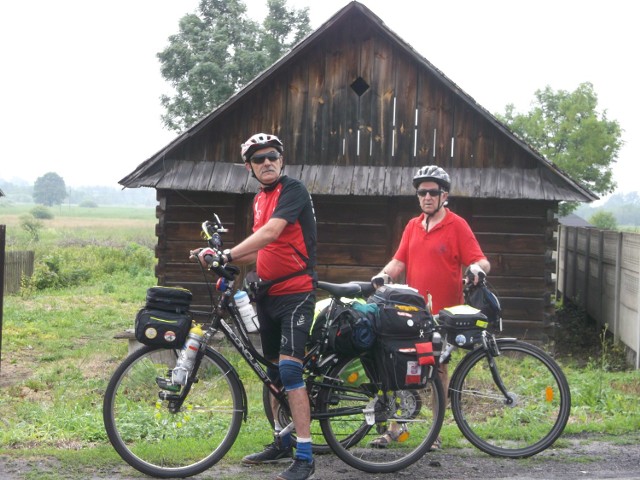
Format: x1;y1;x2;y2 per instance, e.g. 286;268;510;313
256;291;315;361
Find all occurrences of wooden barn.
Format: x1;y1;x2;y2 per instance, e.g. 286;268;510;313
120;1;596;340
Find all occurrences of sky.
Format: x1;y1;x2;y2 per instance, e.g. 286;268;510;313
1;0;636;199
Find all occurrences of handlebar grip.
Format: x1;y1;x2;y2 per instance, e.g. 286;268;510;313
204;254;214;264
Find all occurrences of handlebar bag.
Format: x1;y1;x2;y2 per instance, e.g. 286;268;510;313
145;286;192;313
135;308;192;348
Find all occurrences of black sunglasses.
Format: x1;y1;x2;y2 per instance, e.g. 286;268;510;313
250;152;281;164
417;188;443;197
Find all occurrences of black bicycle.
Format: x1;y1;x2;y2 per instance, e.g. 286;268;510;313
102;215;445;478
435;274;572;458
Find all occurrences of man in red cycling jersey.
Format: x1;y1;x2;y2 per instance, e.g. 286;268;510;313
199;133;317;480
370;165;490;449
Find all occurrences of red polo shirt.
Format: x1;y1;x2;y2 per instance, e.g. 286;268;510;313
394;209;486;312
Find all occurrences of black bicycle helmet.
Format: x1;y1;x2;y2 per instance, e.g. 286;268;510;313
240;133;284;162
412;165;451;191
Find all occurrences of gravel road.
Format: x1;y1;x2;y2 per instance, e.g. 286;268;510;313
2;433;639;480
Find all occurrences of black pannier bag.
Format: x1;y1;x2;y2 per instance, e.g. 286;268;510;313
367;285;437;390
145;286;192;313
368;284;433;338
135;308;192;348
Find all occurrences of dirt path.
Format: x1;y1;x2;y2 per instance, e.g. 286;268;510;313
2;433;639;480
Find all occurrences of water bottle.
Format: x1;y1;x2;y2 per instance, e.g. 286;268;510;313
172;324;204;386
234;290;259;333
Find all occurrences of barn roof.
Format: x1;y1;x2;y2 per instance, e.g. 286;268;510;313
121;1;596;203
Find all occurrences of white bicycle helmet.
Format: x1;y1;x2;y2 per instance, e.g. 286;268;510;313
412;165;451;191
240;133;284;162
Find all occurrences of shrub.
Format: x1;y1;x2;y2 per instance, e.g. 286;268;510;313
20;214;43;241
79;200;98;208
30;205;54;219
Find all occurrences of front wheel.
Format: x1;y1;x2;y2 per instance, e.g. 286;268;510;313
103;345;244;478
318;356;445;473
449;339;571;458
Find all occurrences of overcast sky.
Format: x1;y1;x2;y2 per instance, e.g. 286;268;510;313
1;0;636;199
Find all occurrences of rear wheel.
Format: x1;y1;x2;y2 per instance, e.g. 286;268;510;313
318;356;444;473
449;339;571;458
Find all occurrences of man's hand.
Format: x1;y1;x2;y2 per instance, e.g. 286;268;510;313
190;247;225;268
371;272;392;289
467;263;486;285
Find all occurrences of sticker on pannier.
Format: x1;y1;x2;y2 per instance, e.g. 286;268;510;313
135;308;191;348
145;286;192;313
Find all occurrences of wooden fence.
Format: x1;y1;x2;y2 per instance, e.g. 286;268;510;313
557;225;640;369
3;250;35;295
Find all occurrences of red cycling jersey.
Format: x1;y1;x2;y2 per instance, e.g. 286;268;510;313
253;176;317;296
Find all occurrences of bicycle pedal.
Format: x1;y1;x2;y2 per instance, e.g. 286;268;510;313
156;376;181;392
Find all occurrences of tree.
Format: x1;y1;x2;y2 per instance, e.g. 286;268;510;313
32;172;67;206
158;0;311;132
497;82;623;215
589;210;618;230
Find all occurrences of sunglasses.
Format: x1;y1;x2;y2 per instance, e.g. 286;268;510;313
417;188;443;197
250;152;281;164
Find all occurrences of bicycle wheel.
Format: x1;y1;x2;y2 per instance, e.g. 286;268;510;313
449;338;571;458
318;356;445;473
103;345;244;478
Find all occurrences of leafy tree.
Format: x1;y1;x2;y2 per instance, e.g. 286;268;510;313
497;82;622;215
33;172;67;206
158;0;311;132
589;210;618;230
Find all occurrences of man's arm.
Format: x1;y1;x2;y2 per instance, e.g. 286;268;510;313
373;258;406;284
226;217;288;264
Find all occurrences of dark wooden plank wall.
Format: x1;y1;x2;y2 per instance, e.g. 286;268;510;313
156;190;557;339
159;16;539;178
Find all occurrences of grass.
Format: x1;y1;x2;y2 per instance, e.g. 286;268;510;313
1;204;640;476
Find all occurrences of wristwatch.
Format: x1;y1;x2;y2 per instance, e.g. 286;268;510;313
222;248;233;263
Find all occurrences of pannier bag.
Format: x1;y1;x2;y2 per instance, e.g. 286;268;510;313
145;286;192;313
372;338;437;391
367;285;437;390
135;308;192;348
325;303;377;357
368;284;432;338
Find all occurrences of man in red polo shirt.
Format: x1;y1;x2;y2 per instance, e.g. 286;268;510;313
370;165;491;449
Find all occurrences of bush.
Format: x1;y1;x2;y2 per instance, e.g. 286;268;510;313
79;200;98;208
20;214;43;241
30;205;54;219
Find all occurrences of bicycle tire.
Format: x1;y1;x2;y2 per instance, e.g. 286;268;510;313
449;338;571;458
103;345;244;478
318;356;445;473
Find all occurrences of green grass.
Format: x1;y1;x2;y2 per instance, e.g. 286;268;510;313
1;206;640;475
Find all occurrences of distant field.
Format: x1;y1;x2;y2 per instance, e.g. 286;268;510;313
0;204;157;248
